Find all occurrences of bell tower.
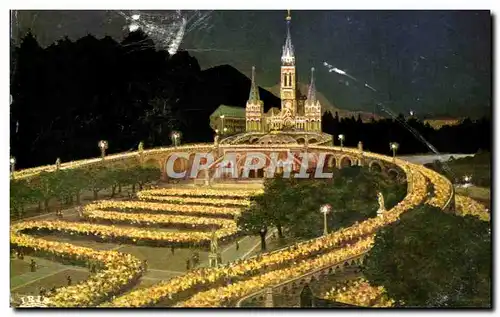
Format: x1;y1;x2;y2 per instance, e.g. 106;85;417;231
280;9;297;121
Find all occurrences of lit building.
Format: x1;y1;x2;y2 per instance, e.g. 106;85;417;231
210;105;246;135
424;118;462;130
245;10;322;133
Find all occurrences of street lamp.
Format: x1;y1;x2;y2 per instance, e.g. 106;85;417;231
170;131;181;148
389;142;399;160
98;140;108;159
223;127;228;134
320;204;332;236
463;175;472;184
220;115;225;134
10;157;16;176
463;175;472;195
338;134;345;149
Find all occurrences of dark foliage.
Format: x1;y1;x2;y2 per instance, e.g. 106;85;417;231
10;31;280;169
238;166;407;242
363;204;491;307
321;111;491;156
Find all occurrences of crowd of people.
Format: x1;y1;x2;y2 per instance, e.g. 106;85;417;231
455;194;490;222
107;160;441;307
10;225;144;307
11;149;459;308
87;199;243;217
136;193;251;207
138;188;263;199
82;204;238;236
13;219;230;247
321;277;395;307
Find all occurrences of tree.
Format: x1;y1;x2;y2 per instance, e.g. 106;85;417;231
32;171;59;212
10;179;38;218
237;167;406;242
84;167;112;200
106;167;126;198
67;168;90;204
133;166;160;191
237;203;270;251
52;170;74;209
363;205;491;307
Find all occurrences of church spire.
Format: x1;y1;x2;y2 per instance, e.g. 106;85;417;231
281;10;295;65
248;66;260;103
307;67;316;103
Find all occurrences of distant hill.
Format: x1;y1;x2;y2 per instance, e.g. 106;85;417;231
264;83;382;122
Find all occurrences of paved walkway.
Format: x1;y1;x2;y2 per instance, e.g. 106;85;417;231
11;256;82;290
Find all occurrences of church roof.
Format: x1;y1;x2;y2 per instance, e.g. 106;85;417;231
307;67;317;103
248;66;260;102
210;105;246;119
281;11;295;65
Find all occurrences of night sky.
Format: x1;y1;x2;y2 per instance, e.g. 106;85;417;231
11;10;492;118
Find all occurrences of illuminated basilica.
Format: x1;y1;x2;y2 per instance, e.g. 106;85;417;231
216;11;331;146
245;10;322;133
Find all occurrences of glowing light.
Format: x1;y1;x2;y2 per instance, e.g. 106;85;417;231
332;68;346;75
129;23;139;32
117;10;213;56
320;204;331;214
98;140;108;150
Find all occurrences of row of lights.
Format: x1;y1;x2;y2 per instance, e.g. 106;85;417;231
10;133;400;177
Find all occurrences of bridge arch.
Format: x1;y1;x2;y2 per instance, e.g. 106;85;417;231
326;154;337;169
369;160;383;173
339;155;353;168
388;168;400;180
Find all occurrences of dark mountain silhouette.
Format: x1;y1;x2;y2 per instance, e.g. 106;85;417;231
9;31;282;169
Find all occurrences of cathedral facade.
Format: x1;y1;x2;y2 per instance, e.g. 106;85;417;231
245;11;322;133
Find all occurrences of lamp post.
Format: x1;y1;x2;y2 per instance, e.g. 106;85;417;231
338;134;345;150
320;204;332;236
260;227;267;251
170;131;181;148
220;115;225;134
463;175;472;195
10;157;16;177
389;142;399;161
98;140;108;159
